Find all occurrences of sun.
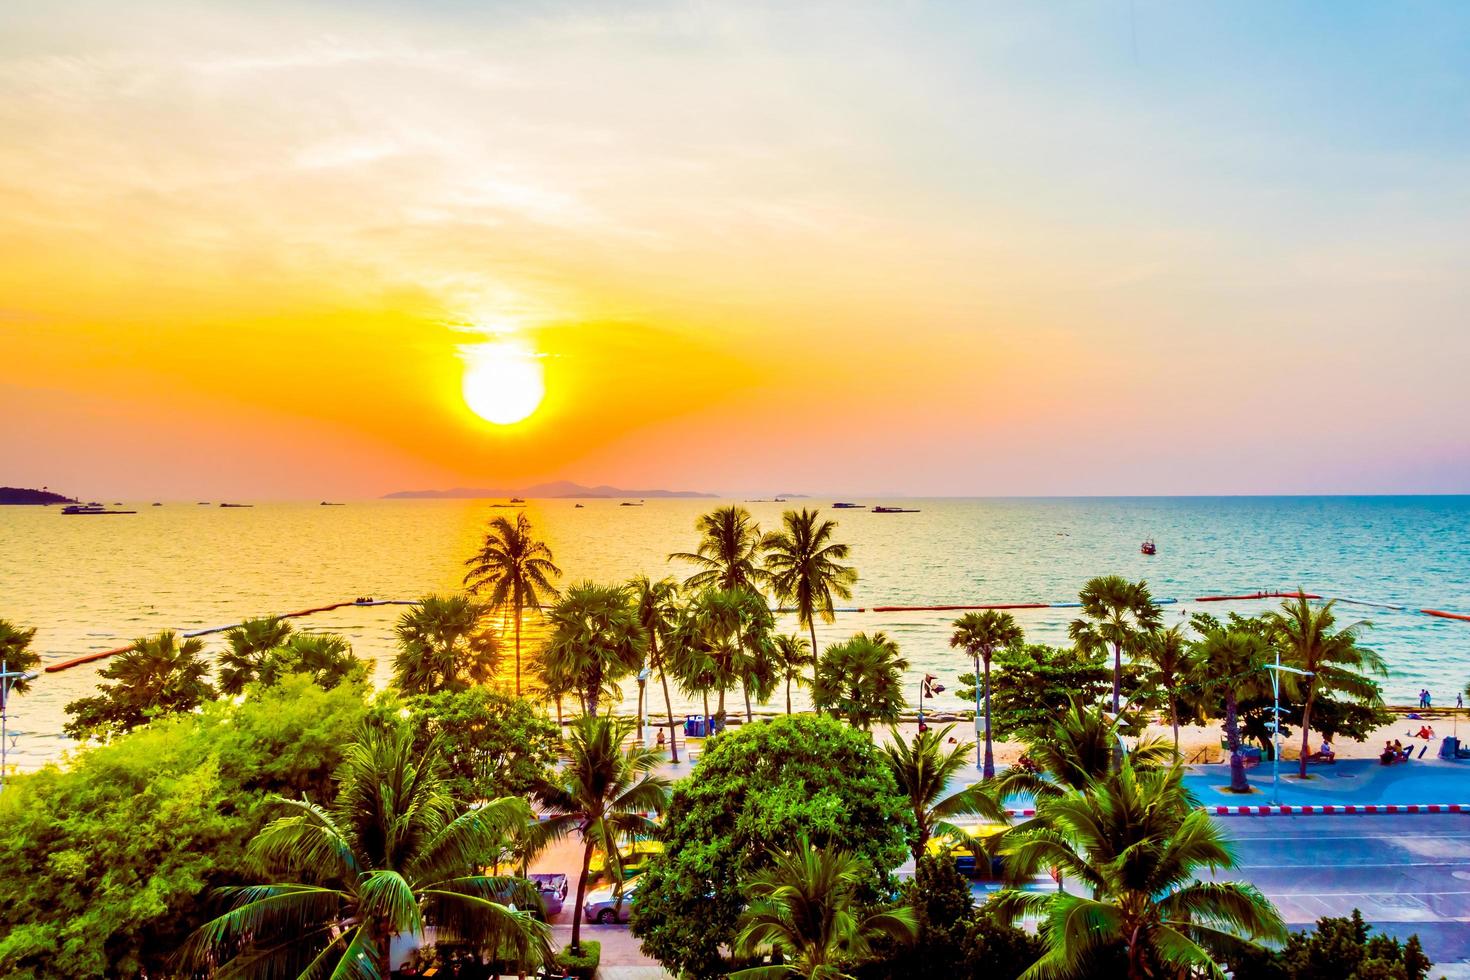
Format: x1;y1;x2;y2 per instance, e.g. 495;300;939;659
460;340;545;425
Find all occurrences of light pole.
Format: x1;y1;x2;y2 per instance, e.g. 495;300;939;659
1;659;40;793
1264;649;1312;806
636;668;650;746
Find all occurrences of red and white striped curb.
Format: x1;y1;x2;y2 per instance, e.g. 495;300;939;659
1204;803;1469;815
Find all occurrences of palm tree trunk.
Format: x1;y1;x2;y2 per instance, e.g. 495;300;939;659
703;689;710;731
1226;693;1249;793
716;686;726;730
514;602;522;697
1299;681;1316;780
786;674;793;714
742;681;752;723
570;836;595;955
982;653;995;780
1170;697;1180;756
1112;640;1122;713
659;667;680;763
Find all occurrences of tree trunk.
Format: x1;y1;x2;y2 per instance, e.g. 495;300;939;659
742;681;753;723
514;601;522;697
1170;697;1180;756
570;836;595;955
1226;694;1250;793
1112;640;1122;714
786;675;793;714
1299;681;1316;779
982;653;995;779
660;667;680;763
703;689;710;731
716;686;726;730
973;654;983;771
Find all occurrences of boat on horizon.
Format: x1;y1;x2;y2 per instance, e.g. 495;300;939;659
320;501;345;506
832;502;863;509
509;497;526;503
61;504;136;515
1141;539;1157;555
872;505;920;514
219;502;253;508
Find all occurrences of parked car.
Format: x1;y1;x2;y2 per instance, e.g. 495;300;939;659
528;873;568;917
582;880;640;924
487;872;568;920
924;821;1008;879
587;839;664;880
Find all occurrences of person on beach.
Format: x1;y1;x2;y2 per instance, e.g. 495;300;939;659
1417;725;1435;740
1319;739;1334;762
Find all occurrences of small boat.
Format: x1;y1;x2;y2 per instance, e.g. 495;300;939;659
62;504;136;515
510;497;526;504
871;506;920;514
152;502;162;507
832;502;863;509
574;503;585;508
620;501;643;507
197;501;211;505
1141;539;1157;555
219;502;253;508
320;501;345;506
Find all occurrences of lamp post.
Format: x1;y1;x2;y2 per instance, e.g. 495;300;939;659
636;667;650;746
1264;650;1312;806
1;659;40;793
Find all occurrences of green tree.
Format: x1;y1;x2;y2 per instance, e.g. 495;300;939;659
994;761;1285;980
762;508;857;664
183;721;549;977
1267;594;1386;779
542;582;645;718
392;594;501;695
773;633;814;714
996;697;1172;804
217;615;293;696
1192;614;1271;794
464;512;563;697
534;716;669;957
735;588;779;723
0;676;367;978
63;631;216;740
257;632;370;691
731;835;917;980
670;505;764;592
950;610;1025;777
631;715;912;979
405;687;559;804
967;642;1112;742
0;619;41;705
1070;575;1162;713
683;587;746;727
880;724;1007;863
631;575;683;761
813;632;908;730
1138;624;1195;754
1229;909;1431;980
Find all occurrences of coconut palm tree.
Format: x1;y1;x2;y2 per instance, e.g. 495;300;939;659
464;512;562;697
950;610;1025;778
668;603;721;728
258;632;369;691
993;761;1285;980
1191;618;1269;794
541;582;644;718
669;505;764;592
1266;594;1386;780
681;587;747;728
812;632;908;730
0;619;40;707
1070;576;1162;713
62;631;215;740
995;697;1174;805
880;724;1009;863
217;616;294;696
762;508;857;663
735;588;779;723
731;835;917;980
773;633;814;714
392;594;501;695
534;716;670;957
631;575;683;761
182;723;550;977
1137;624;1196;755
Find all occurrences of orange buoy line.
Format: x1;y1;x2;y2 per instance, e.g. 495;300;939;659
868;602;1051;613
1195;591;1321;602
1423;609;1470;622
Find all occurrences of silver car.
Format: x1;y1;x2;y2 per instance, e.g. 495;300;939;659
582;880;639;924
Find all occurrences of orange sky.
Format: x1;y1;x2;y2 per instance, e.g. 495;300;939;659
4;2;1469;497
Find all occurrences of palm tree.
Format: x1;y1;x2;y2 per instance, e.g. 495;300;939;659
1070;576;1162;713
1137;624;1195;754
62;630;215;739
683;587;747;727
950;610;1024;778
217;616;294;695
1192;620;1269;794
735;588;779;723
773;633;814;714
670;505;764;592
541;582;644;718
993;761;1285;980
880;724;1008;863
731;835;917;980
534;716;670;957
464;512;562;697
668;604;721;728
259;632;369;691
392;594;501;695
812;632;908;730
0;619;40;707
762;508;857;663
631;575;683;761
995;697;1173;804
182;723;550;977
1266;594;1386;779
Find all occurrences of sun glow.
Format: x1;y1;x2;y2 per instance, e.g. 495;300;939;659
460;340;545;425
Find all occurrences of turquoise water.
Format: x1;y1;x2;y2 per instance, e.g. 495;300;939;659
2;496;1467;766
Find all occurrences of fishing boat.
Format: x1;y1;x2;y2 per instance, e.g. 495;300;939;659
320;501;345;506
832;502;863;509
61;504;135;515
219;502;253;508
509;497;526;503
1140;539;1157;555
871;506;920;514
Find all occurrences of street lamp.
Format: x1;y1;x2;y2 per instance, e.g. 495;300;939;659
1;659;40;793
636;668;650;746
1264;650;1312;806
918;674;942;734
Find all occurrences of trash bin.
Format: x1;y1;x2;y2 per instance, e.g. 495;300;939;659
684;714;706;738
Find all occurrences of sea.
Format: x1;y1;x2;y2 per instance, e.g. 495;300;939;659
2;496;1468;769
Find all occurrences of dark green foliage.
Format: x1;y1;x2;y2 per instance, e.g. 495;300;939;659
961;911;1046;979
0;677;368;978
405;687;559;803
63;630;216;740
630;715;912;979
966;643;1111;741
812;631;908;729
556;939;601;979
0;619;40;702
1229;910;1432;980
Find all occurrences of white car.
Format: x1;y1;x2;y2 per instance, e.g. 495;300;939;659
582;880;639;924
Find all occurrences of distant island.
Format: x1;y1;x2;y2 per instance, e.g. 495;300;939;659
383;480;717;500
0;486;77;505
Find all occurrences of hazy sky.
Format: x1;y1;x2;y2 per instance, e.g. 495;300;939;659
3;1;1468;497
